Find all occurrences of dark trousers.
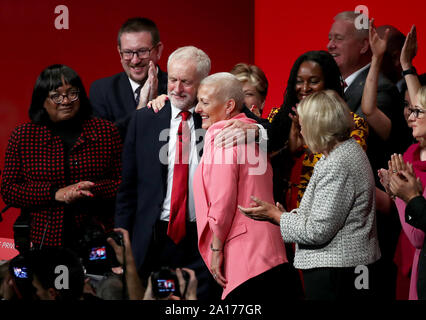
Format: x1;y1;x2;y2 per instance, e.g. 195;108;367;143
139;220;221;301
225;263;304;301
302;263;378;300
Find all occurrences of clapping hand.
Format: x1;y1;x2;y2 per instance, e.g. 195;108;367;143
369;18;389;59
238;196;284;225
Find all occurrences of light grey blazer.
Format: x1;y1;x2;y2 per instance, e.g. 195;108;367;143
280;138;381;269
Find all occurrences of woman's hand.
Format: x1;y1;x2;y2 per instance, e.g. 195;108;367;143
390;163;423;203
147;94;168;113
55;181;94;204
400;25;417;70
378;154;408;199
238;196;283;225
210;251;227;288
369;19;389;59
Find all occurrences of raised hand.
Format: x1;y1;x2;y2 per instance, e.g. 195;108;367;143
401;25;417;70
137;61;159;110
369;18;389;59
288;106;304;154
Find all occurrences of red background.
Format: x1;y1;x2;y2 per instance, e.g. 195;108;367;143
1;0;426;239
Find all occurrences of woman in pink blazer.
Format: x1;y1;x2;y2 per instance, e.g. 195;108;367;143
193;72;293;300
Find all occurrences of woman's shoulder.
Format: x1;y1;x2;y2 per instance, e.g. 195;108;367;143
10;121;47;137
404;142;420;159
84;117;120;134
323;139;366;169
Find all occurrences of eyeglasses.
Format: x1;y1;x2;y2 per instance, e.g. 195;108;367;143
120;46;155;60
48;90;80;104
408;106;426;119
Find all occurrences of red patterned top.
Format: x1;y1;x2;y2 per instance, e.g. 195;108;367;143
1;117;122;247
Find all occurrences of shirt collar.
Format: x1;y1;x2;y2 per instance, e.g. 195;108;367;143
344;63;371;89
170;103;195;119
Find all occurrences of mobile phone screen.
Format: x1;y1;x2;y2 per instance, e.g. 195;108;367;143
13;267;28;279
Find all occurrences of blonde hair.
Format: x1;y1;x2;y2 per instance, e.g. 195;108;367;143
230;63;268;101
297;90;354;153
416;86;426;147
417;86;426;109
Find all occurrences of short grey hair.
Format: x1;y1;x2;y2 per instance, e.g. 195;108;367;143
297;90;354;153
167;46;211;80
334;11;369;40
200;72;245;111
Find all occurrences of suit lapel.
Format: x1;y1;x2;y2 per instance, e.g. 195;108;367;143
344;67;369;115
118;72;137;114
192;111;205;158
156;101;172;192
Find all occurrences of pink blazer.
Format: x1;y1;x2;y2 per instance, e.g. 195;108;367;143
193;113;288;299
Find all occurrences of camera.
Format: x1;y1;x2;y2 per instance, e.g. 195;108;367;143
8;254;35;300
77;223;122;276
150;267;190;299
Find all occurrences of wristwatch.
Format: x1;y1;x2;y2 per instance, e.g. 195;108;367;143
402;66;417;77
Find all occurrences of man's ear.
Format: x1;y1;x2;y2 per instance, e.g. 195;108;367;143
117;45;122;58
360;38;370;55
155;41;164;60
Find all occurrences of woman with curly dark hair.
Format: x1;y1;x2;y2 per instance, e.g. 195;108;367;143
268;51;367;210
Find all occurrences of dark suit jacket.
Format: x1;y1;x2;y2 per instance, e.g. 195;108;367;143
89;68;168;139
115;101;203;269
345;66;411;186
406;196;426;300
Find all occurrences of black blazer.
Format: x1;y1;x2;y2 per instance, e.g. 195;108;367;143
344;66;411;185
406;196;426;300
114;101;203;269
89;68;168;138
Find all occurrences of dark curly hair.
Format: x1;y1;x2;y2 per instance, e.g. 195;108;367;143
269;50;344;152
28;64;92;124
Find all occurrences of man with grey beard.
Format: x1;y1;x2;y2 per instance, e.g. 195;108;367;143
115;46;220;301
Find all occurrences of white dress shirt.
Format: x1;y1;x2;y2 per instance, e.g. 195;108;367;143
344;63;371;92
160;103;198;222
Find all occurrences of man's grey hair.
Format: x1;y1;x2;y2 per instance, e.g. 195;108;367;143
334;11;369;39
167;46;211;80
200;72;245;111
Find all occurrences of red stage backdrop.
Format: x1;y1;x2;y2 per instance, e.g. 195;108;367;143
0;0;254;237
